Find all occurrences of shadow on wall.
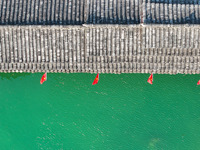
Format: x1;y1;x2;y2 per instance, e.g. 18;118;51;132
0;0;200;25
85;16;140;24
150;0;200;4
145;12;199;24
0;0;140;25
145;0;200;24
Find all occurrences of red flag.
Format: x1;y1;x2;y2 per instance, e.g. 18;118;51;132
92;73;99;85
147;74;153;84
40;73;47;84
197;80;200;85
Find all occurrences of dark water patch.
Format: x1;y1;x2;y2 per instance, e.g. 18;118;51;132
0;73;31;80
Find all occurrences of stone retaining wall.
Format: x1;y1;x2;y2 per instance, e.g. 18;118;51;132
0;25;199;74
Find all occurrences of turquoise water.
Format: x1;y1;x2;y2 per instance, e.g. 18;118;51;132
0;73;200;150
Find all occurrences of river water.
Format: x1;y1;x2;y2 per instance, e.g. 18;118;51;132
0;73;200;149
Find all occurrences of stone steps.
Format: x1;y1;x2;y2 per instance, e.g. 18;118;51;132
0;25;199;74
1;0;200;25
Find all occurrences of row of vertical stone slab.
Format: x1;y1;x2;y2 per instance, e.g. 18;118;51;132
144;0;200;24
1;0;200;25
0;0;200;25
0;25;199;74
0;0;142;25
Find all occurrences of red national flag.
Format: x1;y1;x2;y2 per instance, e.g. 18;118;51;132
197;80;200;85
92;73;99;85
147;74;153;84
40;73;47;84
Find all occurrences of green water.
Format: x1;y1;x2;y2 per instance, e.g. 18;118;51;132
0;73;200;150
